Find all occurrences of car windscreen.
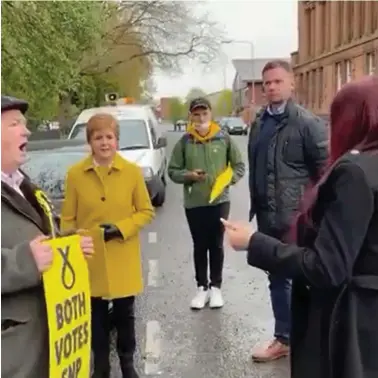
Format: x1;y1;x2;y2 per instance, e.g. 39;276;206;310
70;119;150;150
23;151;86;198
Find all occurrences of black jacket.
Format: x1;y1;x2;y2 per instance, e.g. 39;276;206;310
247;150;378;378
248;100;328;234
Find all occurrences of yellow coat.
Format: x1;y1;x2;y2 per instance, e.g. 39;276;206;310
60;153;155;299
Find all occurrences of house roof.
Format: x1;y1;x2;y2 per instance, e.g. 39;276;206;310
232;58;290;82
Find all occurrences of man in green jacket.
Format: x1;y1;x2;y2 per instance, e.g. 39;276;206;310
168;97;245;310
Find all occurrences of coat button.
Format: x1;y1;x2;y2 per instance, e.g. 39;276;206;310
101;197;106;201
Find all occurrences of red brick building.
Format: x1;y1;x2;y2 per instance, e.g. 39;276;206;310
292;1;378;114
159;97;171;120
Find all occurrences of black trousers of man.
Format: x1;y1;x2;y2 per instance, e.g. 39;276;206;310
91;296;138;378
185;202;230;289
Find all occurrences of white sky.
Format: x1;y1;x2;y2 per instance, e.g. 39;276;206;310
153;0;298;99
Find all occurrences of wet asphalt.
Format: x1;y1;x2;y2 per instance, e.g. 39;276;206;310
109;124;290;378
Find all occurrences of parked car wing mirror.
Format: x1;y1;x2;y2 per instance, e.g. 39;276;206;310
155;136;167;149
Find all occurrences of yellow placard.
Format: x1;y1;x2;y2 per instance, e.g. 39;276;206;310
209;165;233;203
43;235;91;378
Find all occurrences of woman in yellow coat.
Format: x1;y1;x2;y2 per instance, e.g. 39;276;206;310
60;113;154;378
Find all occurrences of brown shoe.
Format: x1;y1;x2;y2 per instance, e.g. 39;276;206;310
252;339;290;362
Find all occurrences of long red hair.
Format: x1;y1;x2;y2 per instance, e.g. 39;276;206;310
291;76;378;240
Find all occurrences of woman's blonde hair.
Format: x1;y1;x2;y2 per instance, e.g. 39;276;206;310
86;113;119;142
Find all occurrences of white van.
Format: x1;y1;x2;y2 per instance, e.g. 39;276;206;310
68;105;167;207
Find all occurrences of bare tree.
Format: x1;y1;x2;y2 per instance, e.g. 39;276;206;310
81;1;225;76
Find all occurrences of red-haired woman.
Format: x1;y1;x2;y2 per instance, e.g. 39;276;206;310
222;76;378;378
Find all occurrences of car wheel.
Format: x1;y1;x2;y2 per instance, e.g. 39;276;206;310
152;187;166;207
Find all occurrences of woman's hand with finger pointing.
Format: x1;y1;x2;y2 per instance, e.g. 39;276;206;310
220;218;255;251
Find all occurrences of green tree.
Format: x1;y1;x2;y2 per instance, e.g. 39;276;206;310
1;1;106;120
185;88;207;103
168;97;185;123
214;89;233;117
1;1;151;124
1;1;225;124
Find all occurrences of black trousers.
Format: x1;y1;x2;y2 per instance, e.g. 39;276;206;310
185;202;230;289
91;296;138;378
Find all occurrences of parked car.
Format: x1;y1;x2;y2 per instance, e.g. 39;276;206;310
23;143;88;217
67;104;167;207
218;117;248;135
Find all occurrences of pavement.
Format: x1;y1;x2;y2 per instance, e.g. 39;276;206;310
110;124;290;378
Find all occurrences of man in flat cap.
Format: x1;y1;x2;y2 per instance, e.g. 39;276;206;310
168;97;245;310
1;95;94;378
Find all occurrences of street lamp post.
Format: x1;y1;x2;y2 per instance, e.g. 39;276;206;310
233;40;255;104
221;40;234;90
221;39;255;121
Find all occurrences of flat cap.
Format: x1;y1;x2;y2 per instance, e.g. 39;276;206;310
1;95;29;114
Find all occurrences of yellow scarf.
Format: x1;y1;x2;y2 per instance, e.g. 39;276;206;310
187;121;221;143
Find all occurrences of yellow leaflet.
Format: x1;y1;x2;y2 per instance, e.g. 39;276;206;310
209;165;233;203
42;235;91;378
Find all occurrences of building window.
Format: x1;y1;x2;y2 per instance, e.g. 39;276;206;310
299;73;304;105
305;9;312;58
336;62;342;91
320;2;326;52
360;2;366;37
373;2;378;33
312;69;317;108
347;2;353;42
345;60;352;82
311;7;316;57
336;1;343;46
318;67;324;108
305;71;310;106
366;52;376;75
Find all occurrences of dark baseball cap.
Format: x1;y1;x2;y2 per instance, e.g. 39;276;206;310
189;97;211;112
1;95;29;114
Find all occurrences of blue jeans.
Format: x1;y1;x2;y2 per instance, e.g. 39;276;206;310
268;274;291;345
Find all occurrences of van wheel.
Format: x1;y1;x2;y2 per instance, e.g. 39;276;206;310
152;188;165;207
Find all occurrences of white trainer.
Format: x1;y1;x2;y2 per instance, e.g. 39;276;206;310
209;287;224;308
190;286;210;309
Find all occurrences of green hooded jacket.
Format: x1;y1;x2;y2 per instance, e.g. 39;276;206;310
168;122;245;209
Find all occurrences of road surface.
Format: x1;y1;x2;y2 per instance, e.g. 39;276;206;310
110;124;290;378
